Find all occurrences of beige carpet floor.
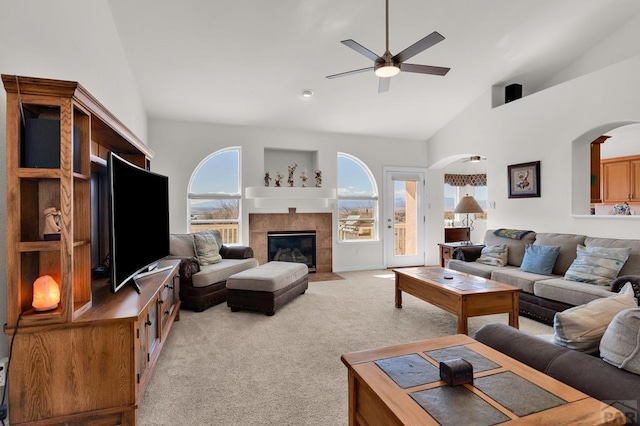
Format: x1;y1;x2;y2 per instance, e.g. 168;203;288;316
138;269;552;425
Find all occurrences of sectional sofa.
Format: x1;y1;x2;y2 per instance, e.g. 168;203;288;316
448;229;640;324
475;322;639;425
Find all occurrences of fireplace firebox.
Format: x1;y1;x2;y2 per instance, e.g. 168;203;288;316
268;231;316;272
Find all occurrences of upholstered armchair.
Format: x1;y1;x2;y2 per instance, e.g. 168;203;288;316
169;230;258;312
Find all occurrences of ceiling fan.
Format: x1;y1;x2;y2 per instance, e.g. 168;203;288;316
326;0;450;93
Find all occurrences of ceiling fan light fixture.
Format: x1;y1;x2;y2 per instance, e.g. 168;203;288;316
374;64;400;78
469;155;481;163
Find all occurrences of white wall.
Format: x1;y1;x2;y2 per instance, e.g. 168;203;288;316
543;14;640;90
0;0;147;358
602;124;640;159
148;118;429;271
426;55;640;254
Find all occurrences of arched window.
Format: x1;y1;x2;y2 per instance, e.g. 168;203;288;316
337;153;378;241
188;148;241;244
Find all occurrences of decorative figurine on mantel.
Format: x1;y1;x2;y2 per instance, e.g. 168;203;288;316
264;172;272;187
43;206;61;241
275;172;283;187
315;170;322;188
300;170;308;187
287;163;297;187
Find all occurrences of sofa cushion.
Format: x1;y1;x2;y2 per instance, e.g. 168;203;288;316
484;230;536;267
447;259;496;279
533;233;586;275
491;268;559;294
520;244;560;275
585;237;640;276
191;258;259;288
476;244;508;266
193;231;223;265
534;278;617;306
564;245;631;286
170;233;196;257
552;283;636;353
600;307;640;375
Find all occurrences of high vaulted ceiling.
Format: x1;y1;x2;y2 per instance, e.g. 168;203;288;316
107;0;640;140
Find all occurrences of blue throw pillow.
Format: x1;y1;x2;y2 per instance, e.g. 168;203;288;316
520;244;561;275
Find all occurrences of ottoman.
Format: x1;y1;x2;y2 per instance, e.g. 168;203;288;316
226;261;309;315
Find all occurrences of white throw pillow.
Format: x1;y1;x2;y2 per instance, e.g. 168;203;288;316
475;244;508;267
552;283;637;353
600;306;640;375
193;231;222;265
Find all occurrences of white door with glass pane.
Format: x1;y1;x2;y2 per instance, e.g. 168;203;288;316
383;168;426;268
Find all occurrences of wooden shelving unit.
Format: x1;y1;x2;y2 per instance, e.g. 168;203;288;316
3;75;179;425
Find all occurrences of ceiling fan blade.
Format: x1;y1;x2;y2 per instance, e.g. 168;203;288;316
326;67;374;79
400;63;450;76
341;39;382;62
378;78;390;93
392;31;445;64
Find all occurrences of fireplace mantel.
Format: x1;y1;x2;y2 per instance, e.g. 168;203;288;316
245;186;336;209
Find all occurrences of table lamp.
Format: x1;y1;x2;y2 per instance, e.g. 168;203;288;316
453;194;484;244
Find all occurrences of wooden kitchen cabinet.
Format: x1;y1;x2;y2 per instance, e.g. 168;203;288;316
601;155;640;203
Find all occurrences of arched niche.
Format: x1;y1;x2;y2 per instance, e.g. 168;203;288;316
571;120;640;215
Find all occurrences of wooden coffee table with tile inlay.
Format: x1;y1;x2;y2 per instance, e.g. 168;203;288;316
394;266;519;334
341;334;625;426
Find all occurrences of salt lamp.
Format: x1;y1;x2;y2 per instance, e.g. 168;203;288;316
32;275;60;311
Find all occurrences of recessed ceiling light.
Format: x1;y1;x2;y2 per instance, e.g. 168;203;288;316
302;89;314;98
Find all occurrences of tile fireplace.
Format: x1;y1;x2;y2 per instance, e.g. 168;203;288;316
249;212;332;273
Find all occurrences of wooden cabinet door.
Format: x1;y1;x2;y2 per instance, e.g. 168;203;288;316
631;160;640;202
602;160;631;202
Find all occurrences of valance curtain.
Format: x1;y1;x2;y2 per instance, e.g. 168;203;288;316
444;173;487;187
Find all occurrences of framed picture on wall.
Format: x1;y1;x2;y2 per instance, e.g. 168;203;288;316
508;161;540;198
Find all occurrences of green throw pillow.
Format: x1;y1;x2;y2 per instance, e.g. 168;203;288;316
193;231;222;265
475;244;508;267
564;245;632;286
553;283;637;353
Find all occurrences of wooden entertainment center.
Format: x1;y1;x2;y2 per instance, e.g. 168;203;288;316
3;75;180;425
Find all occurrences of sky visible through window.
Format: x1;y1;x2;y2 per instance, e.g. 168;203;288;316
191;149;239;194
338;155;376;197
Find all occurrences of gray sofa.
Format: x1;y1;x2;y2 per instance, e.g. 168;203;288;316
169;231;259;312
448;230;640;324
475;322;639;425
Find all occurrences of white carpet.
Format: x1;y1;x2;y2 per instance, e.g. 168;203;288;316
138;269;552;425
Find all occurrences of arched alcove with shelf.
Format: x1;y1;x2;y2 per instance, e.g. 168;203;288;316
571;120;640;216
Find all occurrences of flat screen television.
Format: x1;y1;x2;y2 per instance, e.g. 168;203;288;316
107;152;170;293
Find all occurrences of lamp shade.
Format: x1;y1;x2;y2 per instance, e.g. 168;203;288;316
32;275;60;311
454;195;484;214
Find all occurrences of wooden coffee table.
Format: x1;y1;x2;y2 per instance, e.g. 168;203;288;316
342;334;626;425
394;266;519;334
